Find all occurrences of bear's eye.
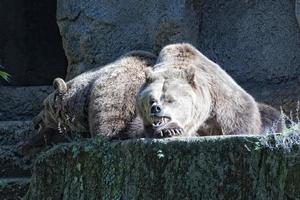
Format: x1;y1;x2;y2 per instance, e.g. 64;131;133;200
164;97;175;104
149;99;156;105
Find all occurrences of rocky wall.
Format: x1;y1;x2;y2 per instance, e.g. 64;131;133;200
57;0;201;80
56;0;300;112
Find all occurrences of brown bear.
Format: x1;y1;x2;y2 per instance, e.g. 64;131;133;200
258;103;282;133
19;50;156;151
136;43;282;137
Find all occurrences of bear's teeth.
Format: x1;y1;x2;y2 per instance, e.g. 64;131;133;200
162;117;170;123
152;117;169;127
152;121;161;127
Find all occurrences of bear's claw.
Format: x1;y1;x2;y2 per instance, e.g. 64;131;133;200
154;126;184;138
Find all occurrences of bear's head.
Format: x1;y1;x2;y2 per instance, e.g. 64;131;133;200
33;78;68;133
137;66;212;137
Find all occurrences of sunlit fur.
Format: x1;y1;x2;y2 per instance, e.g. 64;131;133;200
137;43;279;136
33;51;156;138
137;67;212;136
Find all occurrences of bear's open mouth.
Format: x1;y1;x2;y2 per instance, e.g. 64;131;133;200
151;116;171;127
147;116;184;137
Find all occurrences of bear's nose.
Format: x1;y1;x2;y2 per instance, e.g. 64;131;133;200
150;104;162;114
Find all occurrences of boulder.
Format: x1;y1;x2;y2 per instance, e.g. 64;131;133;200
56;0;201;79
24;136;300;199
197;0;300;86
57;0;300;111
197;0;300;112
0;86;52;121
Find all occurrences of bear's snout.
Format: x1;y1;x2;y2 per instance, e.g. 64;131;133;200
150;104;162;115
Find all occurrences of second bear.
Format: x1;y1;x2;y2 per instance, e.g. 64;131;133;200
137;43;281;137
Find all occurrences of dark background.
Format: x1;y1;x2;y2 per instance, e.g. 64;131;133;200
0;0;67;86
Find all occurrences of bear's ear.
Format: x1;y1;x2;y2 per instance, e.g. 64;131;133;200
144;67;155;83
184;67;197;89
53;78;67;95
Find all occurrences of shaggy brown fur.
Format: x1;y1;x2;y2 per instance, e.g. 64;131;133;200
258;103;282;133
137;43;281;137
19;44;282;151
19;51;156;152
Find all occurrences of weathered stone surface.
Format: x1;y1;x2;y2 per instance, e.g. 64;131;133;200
246;80;300;114
296;0;300;27
57;0;299;110
56;0;201;79
0;177;31;200
197;0;300;112
0;121;37;200
0;86;52;121
0;121;34;145
0;145;32;177
24;136;300;199
198;0;300;86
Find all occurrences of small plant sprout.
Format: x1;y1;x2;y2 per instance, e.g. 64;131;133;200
157;149;165;159
0;65;11;82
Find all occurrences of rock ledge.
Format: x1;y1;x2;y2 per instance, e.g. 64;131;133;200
24;136;300;200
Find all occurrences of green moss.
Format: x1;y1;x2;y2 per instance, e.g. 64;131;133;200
24;136;300;200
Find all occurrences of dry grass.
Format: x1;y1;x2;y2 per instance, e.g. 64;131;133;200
259;101;300;152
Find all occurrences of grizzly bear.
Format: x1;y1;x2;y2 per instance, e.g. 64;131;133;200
136;43;282;137
258;103;282;133
19;51;156;151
